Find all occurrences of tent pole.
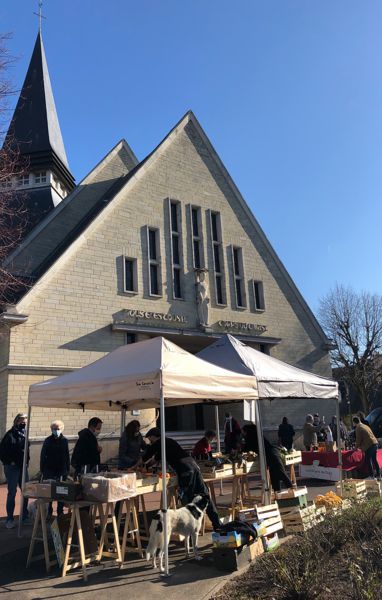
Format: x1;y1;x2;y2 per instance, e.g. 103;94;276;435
254;399;270;504
120;407;126;435
336;392;343;495
18;406;31;538
214;405;223;496
159;377;169;577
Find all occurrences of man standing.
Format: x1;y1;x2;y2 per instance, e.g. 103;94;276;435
144;428;221;530
0;413;30;528
353;416;381;480
71;417;103;475
278;417;295;450
40;420;70;516
224;413;241;455
303;414;318;451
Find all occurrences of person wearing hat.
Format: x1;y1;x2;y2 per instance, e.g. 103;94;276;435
144;428;221;530
40;420;70;517
0;413;30;528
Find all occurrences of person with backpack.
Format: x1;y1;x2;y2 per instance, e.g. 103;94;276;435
0;413;30;528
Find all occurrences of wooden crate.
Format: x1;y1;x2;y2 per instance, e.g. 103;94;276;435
282;505;318;534
364;479;382;497
255;503;284;535
281;451;302;466
336;479;367;501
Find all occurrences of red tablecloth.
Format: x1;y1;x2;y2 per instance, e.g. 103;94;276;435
301;449;382;472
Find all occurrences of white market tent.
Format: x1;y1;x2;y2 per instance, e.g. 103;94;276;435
22;336;258;575
197;334;340;498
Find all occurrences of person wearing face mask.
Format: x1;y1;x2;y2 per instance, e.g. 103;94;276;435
118;420;146;469
71;417;103;475
0;413;30;528
40;420;70;516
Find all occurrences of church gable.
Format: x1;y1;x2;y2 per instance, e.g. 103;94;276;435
11;112;329;376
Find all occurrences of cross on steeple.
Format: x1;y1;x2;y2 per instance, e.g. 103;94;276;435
33;1;46;33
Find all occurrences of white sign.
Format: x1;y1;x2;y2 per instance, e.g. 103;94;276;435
299;464;341;482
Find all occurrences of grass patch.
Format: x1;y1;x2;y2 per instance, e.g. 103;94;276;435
211;499;382;600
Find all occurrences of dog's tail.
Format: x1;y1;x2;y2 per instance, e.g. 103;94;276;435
146;511;164;561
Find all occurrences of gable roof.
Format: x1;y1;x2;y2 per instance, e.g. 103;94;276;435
5;139;138;278
9;110;329;344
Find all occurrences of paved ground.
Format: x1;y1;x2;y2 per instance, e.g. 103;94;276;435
0;478;335;600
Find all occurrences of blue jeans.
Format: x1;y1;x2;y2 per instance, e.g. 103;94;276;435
4;464;29;521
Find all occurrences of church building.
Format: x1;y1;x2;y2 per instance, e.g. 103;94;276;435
0;31;334;474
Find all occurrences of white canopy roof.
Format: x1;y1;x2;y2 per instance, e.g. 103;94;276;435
28;336;258;410
197;334;338;400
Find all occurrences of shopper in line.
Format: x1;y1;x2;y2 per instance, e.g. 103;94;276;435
353;416;381;480
144;427;221;530
278;417;295;450
242;423;294;493
0;413;30;528
118;420;146;469
303;414;318;451
192;430;216;459
40;420;70;516
71;417;103;475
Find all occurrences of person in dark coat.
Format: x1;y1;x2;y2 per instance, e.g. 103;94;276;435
118;420;146;469
0;413;30;528
242;423;293;493
40;420;70;516
71;417;103;475
278;417;295;450
143;428;221;530
224;413;241;454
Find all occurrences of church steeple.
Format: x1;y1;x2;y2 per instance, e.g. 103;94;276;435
3;31;75;229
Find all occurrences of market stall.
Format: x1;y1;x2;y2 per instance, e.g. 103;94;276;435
22;336;258;577
197;334;340;498
300;448;382;481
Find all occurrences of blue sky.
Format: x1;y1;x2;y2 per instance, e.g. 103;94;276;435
1;1;381;314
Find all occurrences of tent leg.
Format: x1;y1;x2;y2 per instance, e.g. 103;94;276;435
18;406;31;538
254;399;270;504
336;393;343;495
214;406;223;496
160;386;170;577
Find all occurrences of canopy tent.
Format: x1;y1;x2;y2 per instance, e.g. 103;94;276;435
28;336;258;410
197;334;338;400
197;334;340;502
23;336;258;575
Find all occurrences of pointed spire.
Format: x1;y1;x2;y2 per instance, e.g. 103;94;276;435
4;32;70;171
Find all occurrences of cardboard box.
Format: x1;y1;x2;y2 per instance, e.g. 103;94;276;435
212;531;243;548
212;544;253;571
52;481;83;502
24;481;52;499
81;472;136;502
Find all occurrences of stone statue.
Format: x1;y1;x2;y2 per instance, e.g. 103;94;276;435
195;270;210;328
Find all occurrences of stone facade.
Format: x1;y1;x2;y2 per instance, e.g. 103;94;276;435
1;112;333;476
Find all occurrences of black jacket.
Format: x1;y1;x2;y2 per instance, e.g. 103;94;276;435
144;437;194;474
71;428;100;473
40;434;70;479
0;426;30;468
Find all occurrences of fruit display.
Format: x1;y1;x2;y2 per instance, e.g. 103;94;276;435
315;491;343;510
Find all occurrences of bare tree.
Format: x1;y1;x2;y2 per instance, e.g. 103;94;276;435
0;33;27;304
319;284;382;413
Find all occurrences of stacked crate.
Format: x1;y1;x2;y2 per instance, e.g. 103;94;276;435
364;479;382;498
198;460;233;478
236;503;283;551
276;487;313;534
335;479;367;502
280;450;302;466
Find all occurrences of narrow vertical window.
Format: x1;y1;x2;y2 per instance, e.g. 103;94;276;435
191;206;203;269
123;257;137;293
210;211;226;305
253;281;265;310
169;201;183;299
232;247;246;308
148;228;161;296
